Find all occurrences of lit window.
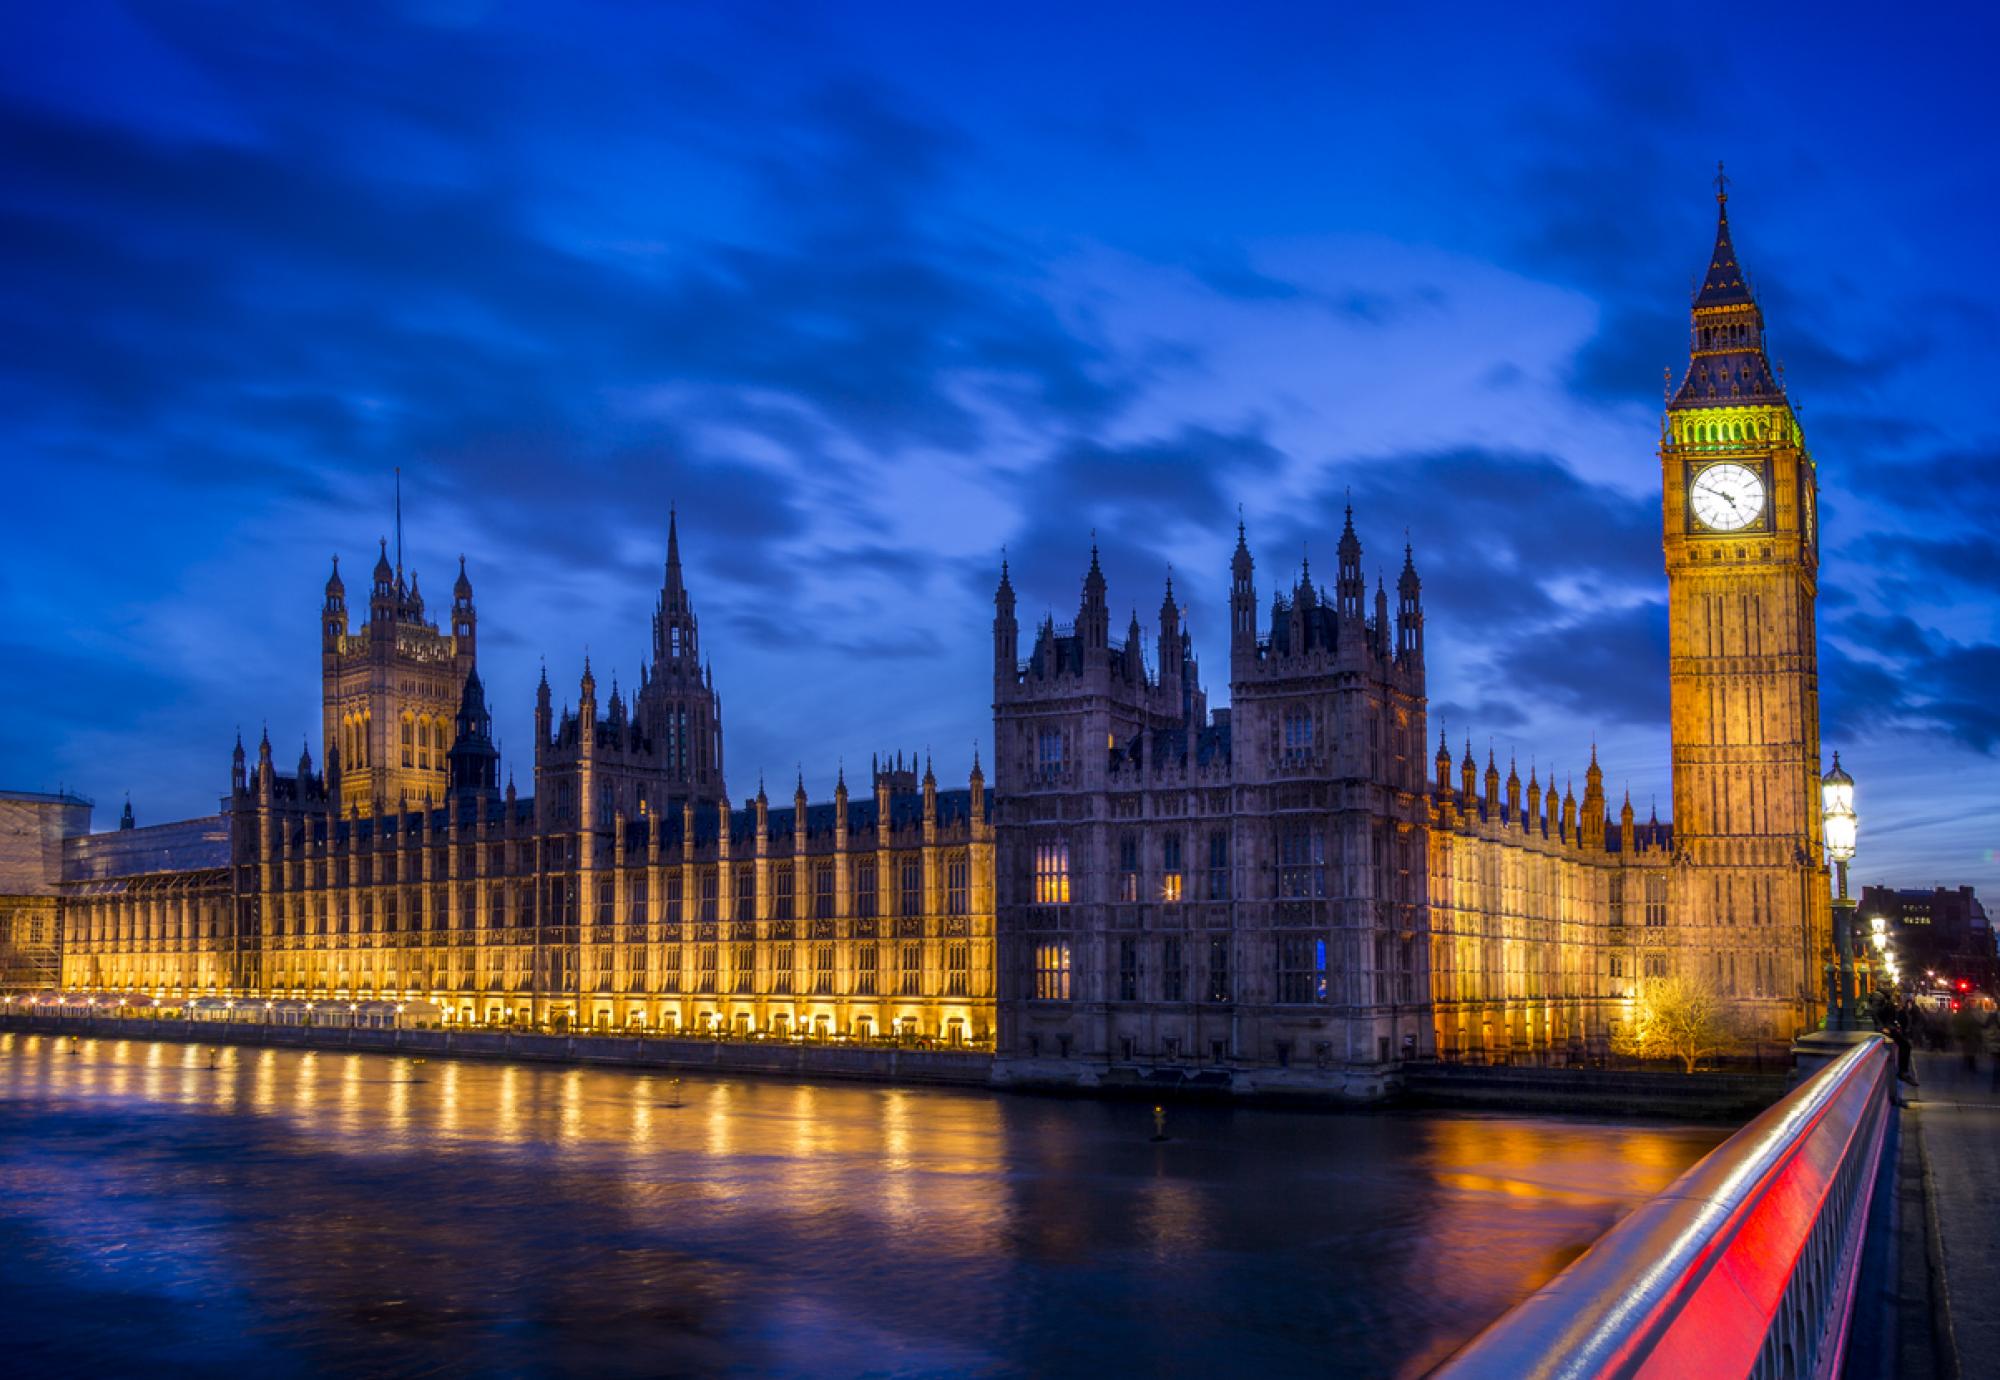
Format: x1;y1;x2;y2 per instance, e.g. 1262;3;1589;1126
1034;842;1071;905
1033;942;1071;1001
1276;935;1326;1003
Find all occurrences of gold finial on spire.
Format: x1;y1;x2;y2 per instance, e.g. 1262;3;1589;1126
1714;159;1729;204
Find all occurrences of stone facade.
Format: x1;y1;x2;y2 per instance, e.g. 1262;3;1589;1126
52;521;995;1045
0;791;91;990
16;188;1832;1090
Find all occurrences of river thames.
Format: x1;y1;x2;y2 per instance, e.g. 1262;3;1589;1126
0;1033;1725;1376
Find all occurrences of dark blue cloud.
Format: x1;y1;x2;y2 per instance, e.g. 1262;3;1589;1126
0;1;1994;893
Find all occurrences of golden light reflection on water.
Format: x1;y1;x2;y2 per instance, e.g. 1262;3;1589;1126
252;1049;277;1115
0;1036;1727;1377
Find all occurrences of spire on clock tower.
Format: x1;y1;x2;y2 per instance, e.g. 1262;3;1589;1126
1672;166;1785;409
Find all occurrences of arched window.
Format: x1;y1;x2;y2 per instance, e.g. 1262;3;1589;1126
1282;706;1313;765
401;714;415;768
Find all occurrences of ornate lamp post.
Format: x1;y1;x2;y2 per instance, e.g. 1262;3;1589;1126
1821;754;1858;1031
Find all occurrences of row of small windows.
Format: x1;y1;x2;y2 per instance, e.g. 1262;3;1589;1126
337;713;372;770
400;713;450;770
222;853;976;928
105;939;977;1002
1042;826;1393;906
1032;933;1417;1006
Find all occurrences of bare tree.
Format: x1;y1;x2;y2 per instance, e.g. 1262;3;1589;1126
1614;973;1736;1073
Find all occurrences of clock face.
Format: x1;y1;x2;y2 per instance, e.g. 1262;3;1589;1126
1690;462;1765;532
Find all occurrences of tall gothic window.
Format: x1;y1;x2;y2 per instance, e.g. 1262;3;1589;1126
1278;827;1326;899
1161;835;1183;903
1033;841;1070;905
899;859;921;916
856;862;878;918
1644;874;1669;928
1282;706;1312;764
1033;942;1071;1001
1276;935;1327;1004
1117;834;1139;903
1036;728;1067;783
814;864;835;920
1207;830;1230;900
945;854;969;915
1206;934;1230;1003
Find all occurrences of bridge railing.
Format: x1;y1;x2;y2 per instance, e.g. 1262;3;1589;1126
1437;1034;1893;1380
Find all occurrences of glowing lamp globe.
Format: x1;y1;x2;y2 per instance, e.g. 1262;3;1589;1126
1821;754;1856;862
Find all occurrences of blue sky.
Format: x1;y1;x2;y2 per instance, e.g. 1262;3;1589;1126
3;2;1996;894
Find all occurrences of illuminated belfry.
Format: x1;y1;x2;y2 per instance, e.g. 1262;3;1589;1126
1661;168;1827;1033
319;494;478;818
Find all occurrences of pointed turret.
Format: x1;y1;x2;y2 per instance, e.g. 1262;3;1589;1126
1582;745;1606;850
322;554;349;652
1435;730;1453;796
1230;517;1258;671
1396;543;1423;659
370;538;396;622
1336;504;1364;621
450;554;477;656
1505;755;1521;818
119;795;135;830
1079;540;1109;653
994;556;1019;692
1484;748;1500;810
1459;738;1476;806
447;667;500;803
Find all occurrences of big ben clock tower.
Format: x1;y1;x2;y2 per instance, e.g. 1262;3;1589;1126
1662;172;1828;1037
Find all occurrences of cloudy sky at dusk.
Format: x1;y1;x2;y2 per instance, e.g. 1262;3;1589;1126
4;2;1996;893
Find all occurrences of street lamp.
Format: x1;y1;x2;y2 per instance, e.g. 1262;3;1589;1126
1821;753;1858;1031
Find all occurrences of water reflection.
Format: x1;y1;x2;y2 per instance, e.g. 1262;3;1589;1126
0;1038;1724;1376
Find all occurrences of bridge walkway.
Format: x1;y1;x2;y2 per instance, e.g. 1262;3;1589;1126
1905;1049;2000;1374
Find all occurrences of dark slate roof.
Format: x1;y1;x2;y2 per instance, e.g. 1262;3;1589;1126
1673;199;1784;409
1694;200;1754;308
1605;820;1674;855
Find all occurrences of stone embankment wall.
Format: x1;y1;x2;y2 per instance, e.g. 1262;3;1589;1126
1401;1060;1786;1119
0;1014;1790;1117
0;1013;992;1087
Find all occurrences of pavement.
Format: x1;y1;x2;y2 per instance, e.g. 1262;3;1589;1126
1899;1050;2000;1375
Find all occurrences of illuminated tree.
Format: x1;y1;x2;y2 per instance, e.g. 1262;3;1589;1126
1614;973;1737;1074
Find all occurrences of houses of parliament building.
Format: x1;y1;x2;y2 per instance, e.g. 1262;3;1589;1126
0;187;1831;1094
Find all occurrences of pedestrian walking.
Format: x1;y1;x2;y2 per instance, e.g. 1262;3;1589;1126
1951;1003;1981;1072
